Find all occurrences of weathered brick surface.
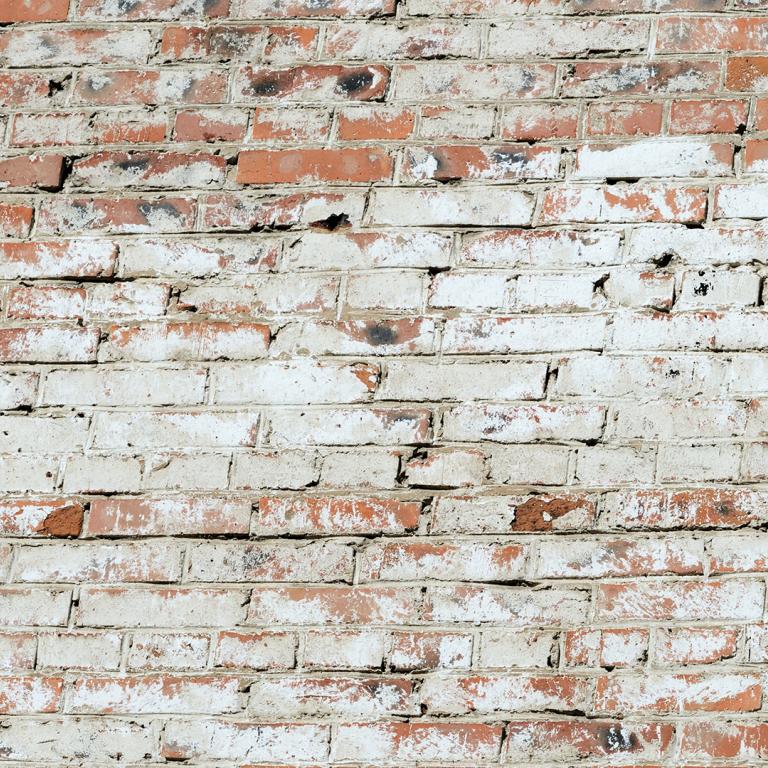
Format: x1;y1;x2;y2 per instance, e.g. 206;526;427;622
1;0;768;764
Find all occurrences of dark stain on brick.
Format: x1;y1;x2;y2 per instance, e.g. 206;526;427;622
365;322;398;346
491;149;527;167
248;75;282;97
598;725;639;754
116;156;150;172
337;68;374;96
138;200;183;222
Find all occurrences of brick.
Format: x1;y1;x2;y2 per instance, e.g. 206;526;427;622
404;144;560;182
304;630;384;670
201;190;366;230
62;454;143;494
14;540;184;583
425;585;589;625
100;321;269;361
174;108;247;142
656;626;739;665
540;185;707;224
0;240;115;279
240;0;394;16
502;103;579;140
0;633;35;671
0;154;64;190
488;17;649;57
162;721;330;763
597;579;764;621
443;403;606;443
0;28;153;66
67;675;240;714
421;104;495;139
71;151;226;189
658;16;768;52
88;496;249;536
432;494;596;534
127;633;210;671
595;673;761;714
603;489;768;530
368;188;534;227
77;587;247;628
77;0;230;18
359;540;527;582
0;326;98;363
237;148;393;184
334;722;501;762
564;628;648;668
0;589;71;627
273;318;435;356
247;675;415;717
247;586;421;625
403;447;486;488
120;236;279;277
0;371;39;410
0;202;33;238
1;0;70;21
443;315;606;353
670;99;748;134
587;101;663;136
505;720;672;761
420;673;590;715
562;60;720;97
255;497;420;535
556;354;728;397
43;367;205;407
338;105;415;140
726;56;768;90
268;406;431;446
91;410;259;449
39;196;197;234
462;229;621;267
74;68;227;106
234;64;390;101
391;630;472;670
287;230;451;270
12;110;167;147
215;630;295;670
251;105;331;142
37;631;122;671
0;718;156;763
678;721;768;760
574;140;733;179
187;540;353;582
0;677;63;714
395;62;556;100
488;445;572;485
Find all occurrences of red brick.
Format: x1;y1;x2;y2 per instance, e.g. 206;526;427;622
174;109;247;142
1;0;70;22
670;99;748;134
234;64;390;101
337;106;415;140
0;203;33;238
587;101;663;136
256;497;420;535
237;148;393;184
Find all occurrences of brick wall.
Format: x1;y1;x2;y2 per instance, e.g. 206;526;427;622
1;0;768;763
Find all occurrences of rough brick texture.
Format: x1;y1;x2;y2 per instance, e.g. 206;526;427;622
2;0;768;765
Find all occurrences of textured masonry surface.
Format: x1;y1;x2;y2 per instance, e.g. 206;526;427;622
3;0;768;764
